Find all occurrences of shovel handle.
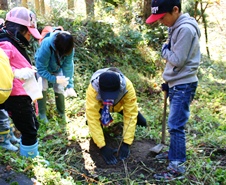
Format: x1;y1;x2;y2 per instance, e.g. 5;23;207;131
161;90;167;144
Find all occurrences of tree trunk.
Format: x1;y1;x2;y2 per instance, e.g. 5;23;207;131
35;0;40;14
68;0;74;10
200;1;210;58
40;0;45;15
85;0;95;19
143;0;152;21
0;0;8;10
21;0;28;8
11;0;21;6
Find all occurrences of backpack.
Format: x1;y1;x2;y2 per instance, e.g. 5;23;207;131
0;48;13;104
39;26;64;45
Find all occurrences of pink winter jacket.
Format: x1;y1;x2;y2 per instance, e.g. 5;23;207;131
0;41;32;96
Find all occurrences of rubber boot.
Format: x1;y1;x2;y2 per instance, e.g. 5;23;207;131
9;124;21;143
38;91;49;123
20;141;39;158
20;141;49;165
0;132;18;151
55;93;66;123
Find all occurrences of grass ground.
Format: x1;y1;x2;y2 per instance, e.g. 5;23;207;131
0;1;226;185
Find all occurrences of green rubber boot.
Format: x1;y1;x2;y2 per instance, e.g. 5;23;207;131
38;91;49;123
55;93;66;123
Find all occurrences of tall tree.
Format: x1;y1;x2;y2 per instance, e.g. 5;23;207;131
11;0;21;6
35;0;40;14
143;0;152;21
85;0;94;19
22;0;28;8
40;0;45;15
0;0;8;10
68;0;74;10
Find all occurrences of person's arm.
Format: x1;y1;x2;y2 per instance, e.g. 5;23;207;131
122;77;138;145
35;41;56;83
61;49;75;88
162;26;195;67
86;84;106;148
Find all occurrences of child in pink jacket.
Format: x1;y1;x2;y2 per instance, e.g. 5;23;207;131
0;7;42;158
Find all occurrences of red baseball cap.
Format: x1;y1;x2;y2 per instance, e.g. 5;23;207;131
146;0;180;24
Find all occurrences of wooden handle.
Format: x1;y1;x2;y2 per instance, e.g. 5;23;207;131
161;91;167;144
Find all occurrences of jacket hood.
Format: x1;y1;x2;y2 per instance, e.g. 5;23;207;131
169;13;201;38
91;67;127;103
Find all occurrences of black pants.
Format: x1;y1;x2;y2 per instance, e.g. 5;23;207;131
119;111;147;127
5;96;39;145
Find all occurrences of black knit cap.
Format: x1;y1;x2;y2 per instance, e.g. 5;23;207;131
99;71;120;100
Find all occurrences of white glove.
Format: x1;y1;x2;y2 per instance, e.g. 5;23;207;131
64;88;77;97
14;67;36;80
37;77;43;90
56;76;69;87
32;66;37;71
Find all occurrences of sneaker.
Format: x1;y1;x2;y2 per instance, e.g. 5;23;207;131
167;161;186;174
153;169;185;182
155;151;168;160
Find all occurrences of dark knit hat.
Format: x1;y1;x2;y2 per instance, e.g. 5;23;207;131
99;71;120;100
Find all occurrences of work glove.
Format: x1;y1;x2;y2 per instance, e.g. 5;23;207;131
161;83;169;92
14;67;36;80
100;146;118;165
64;88;77;97
56;76;69;87
32;65;37;71
119;142;130;160
161;38;171;58
161;43;169;52
161;43;170;58
161;83;169;98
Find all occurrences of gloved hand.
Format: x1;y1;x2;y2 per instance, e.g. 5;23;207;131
161;83;169;98
100;146;118;165
14;67;36;80
64;88;77;97
161;43;169;53
161;83;169;92
161;39;171;58
119;142;130;160
32;65;37;71
56;76;69;87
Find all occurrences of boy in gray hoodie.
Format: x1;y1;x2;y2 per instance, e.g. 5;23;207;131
146;0;201;181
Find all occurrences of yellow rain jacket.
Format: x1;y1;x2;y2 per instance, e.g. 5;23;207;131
0;48;13;104
86;68;138;148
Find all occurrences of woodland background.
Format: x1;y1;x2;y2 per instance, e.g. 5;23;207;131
0;0;225;185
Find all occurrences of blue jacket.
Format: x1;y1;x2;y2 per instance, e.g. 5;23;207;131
35;31;74;88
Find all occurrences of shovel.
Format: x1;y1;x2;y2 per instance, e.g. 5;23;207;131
149;90;167;153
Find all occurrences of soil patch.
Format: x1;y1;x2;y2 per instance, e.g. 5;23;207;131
0;165;33;185
70;123;170;183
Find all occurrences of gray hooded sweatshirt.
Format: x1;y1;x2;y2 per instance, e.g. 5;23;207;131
162;13;201;88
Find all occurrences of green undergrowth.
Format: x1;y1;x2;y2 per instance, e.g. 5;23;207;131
0;2;225;185
1;54;225;185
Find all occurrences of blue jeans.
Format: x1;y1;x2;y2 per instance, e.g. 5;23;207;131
168;82;198;163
